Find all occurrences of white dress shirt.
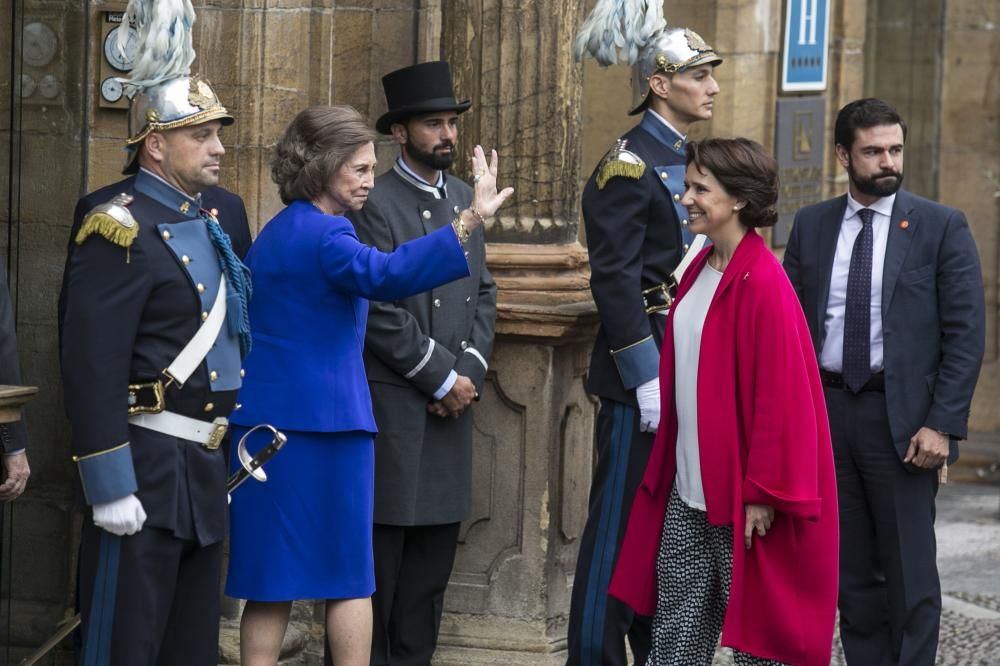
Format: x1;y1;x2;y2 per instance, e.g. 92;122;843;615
820;192;895;373
672;262;723;511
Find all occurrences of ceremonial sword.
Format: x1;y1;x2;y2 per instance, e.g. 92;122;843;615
228;423;287;495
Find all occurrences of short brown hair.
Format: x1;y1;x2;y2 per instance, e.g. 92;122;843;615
271;105;375;205
686;138;779;228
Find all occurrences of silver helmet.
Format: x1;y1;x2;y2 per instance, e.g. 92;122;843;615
123;75;233;174
628;27;722;115
573;0;721;115
117;0;234;173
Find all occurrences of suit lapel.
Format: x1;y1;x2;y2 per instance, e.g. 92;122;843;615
881;189;917;313
815;196;847;339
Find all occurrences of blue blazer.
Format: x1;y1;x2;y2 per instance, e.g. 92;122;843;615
231;199;469;433
784;189;985;461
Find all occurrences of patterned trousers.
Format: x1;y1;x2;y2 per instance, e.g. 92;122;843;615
648;487;787;666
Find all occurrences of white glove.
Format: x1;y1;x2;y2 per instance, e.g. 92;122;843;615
636;378;661;433
92;494;147;536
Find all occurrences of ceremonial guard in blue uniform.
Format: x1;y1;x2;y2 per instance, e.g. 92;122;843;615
59;2;253;663
569;4;723;663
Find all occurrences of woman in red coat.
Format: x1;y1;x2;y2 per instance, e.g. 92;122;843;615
609;138;838;665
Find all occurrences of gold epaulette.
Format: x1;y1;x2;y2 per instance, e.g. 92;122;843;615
75;194;138;256
596;139;645;190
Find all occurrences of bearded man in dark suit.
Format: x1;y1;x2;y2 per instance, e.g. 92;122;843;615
784;97;986;666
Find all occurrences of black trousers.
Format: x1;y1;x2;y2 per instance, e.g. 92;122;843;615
567;399;653;666
825;386;941;666
370;522;461;666
78;522;222;666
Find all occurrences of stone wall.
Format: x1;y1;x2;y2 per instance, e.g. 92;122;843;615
0;0;997;662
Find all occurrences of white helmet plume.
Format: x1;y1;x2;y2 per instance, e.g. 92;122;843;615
573;0;667;66
118;0;197;97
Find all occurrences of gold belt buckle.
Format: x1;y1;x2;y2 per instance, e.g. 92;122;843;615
127;380;165;415
204;417;229;450
642;281;675;314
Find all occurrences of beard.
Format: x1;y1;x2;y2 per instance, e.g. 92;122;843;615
404;138;455;171
848;159;903;198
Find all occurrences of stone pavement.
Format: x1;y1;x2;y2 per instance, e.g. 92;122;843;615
245;479;1000;666
713;480;1000;665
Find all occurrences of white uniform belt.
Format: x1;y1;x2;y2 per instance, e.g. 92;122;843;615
128;411;229;450
164;274;227;387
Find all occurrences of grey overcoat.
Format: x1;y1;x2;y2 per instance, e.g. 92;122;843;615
349;164;496;525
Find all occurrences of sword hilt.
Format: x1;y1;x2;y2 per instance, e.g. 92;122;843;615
226;424;287;494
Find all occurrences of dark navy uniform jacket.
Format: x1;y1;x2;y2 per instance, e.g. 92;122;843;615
60;170;251;545
0;257;26;454
582;111;696;405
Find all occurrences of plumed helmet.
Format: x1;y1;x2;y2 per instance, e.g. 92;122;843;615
117;0;233;174
627;27;722;115
573;0;722;115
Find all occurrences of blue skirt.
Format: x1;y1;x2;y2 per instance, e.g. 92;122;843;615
225;426;375;601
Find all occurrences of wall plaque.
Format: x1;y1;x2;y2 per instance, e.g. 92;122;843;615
774;97;825;247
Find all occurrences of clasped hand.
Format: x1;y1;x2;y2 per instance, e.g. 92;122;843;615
0;451;30;501
427;375;477;419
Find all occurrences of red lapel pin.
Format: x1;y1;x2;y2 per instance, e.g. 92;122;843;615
900;220;909;229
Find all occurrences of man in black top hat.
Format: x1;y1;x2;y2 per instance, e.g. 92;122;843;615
349;61;497;666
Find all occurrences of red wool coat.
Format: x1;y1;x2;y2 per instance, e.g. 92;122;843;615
608;231;838;666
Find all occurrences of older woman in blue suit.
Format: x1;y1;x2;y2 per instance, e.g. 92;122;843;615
226;105;512;666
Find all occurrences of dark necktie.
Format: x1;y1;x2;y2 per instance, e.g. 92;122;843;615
842;208;875;392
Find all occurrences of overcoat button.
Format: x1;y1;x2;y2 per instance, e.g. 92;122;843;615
422;210;432;220
433;298;441;307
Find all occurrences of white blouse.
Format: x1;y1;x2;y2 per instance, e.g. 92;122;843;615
672;262;723;511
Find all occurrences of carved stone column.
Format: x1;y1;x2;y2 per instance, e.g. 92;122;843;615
436;1;596;662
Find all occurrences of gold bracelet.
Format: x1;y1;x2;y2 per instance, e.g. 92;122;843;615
451;216;471;244
469;207;487;227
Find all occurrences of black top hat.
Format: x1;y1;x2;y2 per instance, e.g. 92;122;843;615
375;61;472;135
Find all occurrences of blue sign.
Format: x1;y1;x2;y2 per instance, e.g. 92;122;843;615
781;0;831;92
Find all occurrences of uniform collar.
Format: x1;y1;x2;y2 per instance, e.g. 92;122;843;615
394;158;448;199
640;110;687;156
135;168;202;218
